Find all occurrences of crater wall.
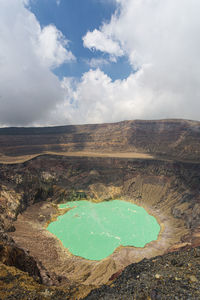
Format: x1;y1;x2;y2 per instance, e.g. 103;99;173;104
1;119;200;298
0;155;200;292
1;119;200;161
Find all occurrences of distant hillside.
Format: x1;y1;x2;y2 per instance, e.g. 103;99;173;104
0;119;200;161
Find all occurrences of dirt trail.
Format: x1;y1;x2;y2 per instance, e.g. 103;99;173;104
0;151;154;164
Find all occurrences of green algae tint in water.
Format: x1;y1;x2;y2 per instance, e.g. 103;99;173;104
47;200;160;261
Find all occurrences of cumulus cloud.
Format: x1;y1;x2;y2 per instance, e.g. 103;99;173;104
79;0;200;122
83;29;124;59
0;0;74;126
1;0;200;127
36;25;75;69
54;67;182;125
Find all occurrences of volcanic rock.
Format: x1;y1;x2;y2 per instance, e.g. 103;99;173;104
0;119;200;299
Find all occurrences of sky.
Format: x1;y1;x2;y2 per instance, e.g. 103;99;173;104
0;0;200;127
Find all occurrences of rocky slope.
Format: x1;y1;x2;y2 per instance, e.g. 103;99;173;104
0;119;200;299
0;119;200;161
84;246;200;300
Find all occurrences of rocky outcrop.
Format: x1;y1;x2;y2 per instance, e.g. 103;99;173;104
0;242;42;283
0;262;75;300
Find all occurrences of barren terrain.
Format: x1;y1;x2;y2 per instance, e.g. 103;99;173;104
1;119;200;299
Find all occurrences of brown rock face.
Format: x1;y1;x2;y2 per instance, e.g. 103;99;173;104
0;119;200;162
0;242;42;283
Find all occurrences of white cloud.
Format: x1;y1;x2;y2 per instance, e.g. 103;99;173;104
83;29;124;59
86;58;109;68
78;0;200;123
36;24;75;69
54;67;183;125
0;0;75;126
1;0;200;127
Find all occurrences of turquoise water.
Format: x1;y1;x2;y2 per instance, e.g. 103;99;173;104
47;200;160;261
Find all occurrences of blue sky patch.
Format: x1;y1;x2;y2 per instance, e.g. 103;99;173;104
29;0;132;81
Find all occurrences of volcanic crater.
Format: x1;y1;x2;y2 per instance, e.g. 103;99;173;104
1;119;200;299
